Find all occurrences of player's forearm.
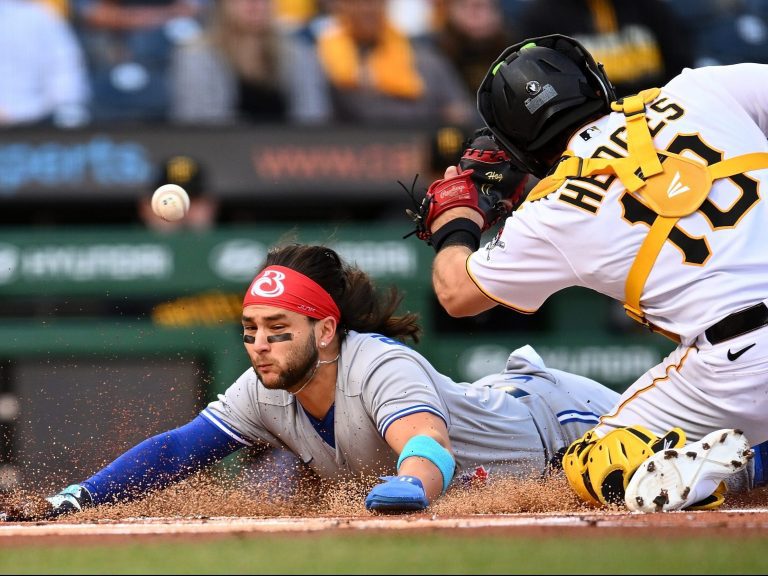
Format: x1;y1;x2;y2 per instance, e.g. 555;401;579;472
432;246;493;317
397;457;444;502
381;414;456;505
82;415;242;504
366;429;456;512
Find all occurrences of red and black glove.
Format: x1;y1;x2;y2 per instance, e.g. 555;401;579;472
406;129;529;251
459;129;529;228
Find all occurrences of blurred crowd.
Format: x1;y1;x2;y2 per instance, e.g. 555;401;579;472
2;0;768;131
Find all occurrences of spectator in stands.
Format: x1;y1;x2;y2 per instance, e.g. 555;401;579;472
0;0;91;128
138;155;220;233
387;0;436;40
435;0;516;123
513;0;695;97
39;0;69;17
169;0;292;125
71;0;209;123
272;0;319;31
496;0;532;23
286;0;475;127
667;0;768;67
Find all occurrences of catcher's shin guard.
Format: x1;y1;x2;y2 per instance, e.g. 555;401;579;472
563;425;686;507
563;430;602;506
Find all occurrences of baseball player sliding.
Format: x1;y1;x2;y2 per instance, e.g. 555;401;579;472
412;33;768;512
3;243;623;520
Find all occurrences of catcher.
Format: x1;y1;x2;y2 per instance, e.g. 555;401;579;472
407;35;768;512
3;243;624;521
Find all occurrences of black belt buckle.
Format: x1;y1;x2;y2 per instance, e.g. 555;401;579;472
704;302;768;345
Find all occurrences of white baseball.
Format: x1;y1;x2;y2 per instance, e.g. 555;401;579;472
151;183;190;222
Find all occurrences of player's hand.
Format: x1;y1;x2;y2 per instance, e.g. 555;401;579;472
45;484;94;517
2;483;94;522
1;491;53;522
365;475;429;513
3;483;95;522
405;129;528;245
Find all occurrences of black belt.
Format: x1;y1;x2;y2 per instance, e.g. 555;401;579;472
704;302;768;345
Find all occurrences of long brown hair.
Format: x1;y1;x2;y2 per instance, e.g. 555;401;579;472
263;243;422;343
208;0;280;85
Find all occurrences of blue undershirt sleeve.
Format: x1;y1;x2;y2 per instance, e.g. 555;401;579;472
80;414;245;505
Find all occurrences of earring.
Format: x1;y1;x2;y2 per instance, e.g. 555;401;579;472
320;342;327;348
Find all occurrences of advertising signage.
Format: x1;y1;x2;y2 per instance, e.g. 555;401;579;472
0;127;427;200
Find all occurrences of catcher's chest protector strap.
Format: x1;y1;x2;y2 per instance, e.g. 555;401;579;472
523;90;768;341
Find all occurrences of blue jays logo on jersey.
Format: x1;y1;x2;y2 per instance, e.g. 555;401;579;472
496;375;532;398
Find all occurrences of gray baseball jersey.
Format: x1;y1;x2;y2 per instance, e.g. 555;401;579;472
203;331;618;486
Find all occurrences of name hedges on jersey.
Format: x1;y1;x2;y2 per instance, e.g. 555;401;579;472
555;96;760;265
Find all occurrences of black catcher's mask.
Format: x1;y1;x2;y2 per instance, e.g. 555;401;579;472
477;34;616;179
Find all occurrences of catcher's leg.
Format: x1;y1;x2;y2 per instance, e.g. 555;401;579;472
562;425;686;507
596;337;768;446
625;428;754;513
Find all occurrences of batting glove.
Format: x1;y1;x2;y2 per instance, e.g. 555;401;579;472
45;484;94;518
365;475;429;513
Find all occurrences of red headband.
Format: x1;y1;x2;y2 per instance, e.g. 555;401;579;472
243;265;341;322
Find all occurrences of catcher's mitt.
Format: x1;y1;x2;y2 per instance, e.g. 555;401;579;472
458;129;530;228
404;128;528;245
563;425;686;507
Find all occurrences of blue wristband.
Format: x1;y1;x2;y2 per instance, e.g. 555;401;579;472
396;435;455;494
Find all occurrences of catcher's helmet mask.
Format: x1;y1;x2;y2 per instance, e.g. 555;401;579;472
477;34;616;179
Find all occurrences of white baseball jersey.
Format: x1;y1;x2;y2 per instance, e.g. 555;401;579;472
468;64;768;444
202;331;618;486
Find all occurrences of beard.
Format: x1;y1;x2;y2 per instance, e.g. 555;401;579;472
256;331;319;391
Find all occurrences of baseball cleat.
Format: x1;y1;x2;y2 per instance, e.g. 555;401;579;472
624;428;754;513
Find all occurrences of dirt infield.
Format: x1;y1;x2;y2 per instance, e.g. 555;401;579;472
3;508;768;547
4;475;768;545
